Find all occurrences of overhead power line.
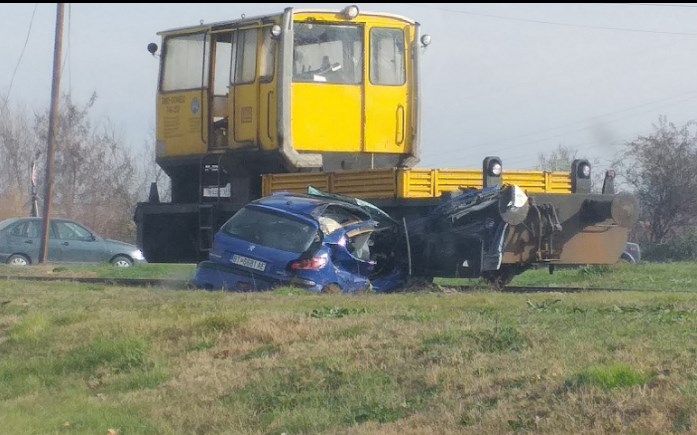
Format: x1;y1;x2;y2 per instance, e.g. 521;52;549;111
610;3;697;8
427;89;697;162
2;3;39;110
413;4;697;36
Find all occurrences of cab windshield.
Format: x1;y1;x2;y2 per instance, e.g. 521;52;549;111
293;23;362;84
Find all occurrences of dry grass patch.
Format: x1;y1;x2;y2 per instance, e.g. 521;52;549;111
2;278;697;433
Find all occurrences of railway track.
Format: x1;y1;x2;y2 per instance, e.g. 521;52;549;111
0;275;193;289
0;275;655;293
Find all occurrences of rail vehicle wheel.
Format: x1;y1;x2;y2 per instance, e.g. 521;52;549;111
482;265;529;290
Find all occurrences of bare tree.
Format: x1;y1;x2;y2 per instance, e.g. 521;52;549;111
536;144;604;190
134;131;171;203
1;93;165;243
619;116;697;244
31;93;141;242
536;144;578;172
0;98;42;219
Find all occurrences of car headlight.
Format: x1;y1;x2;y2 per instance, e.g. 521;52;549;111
132;249;145;261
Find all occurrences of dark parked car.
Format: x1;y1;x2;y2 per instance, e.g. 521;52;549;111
193;192;405;293
0;217;146;267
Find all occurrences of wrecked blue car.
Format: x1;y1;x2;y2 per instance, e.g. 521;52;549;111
193;184;536;293
193;191;405;293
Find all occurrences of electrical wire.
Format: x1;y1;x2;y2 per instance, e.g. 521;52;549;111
608;3;697;8
2;3;39;111
412;3;697;36
426;90;697;163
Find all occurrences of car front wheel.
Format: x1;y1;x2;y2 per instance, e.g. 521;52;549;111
7;254;30;266
111;255;133;268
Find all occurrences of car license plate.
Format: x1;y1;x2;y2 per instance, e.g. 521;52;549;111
231;254;266;272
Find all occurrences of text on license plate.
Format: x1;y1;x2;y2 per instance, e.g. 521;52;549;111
231;254;266;271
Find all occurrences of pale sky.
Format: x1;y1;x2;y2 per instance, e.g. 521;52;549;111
1;3;696;175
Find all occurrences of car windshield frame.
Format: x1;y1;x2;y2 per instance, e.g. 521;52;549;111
220;205;320;254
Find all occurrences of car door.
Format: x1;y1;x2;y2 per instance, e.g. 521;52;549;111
6;219;61;263
53;220;106;263
329;221;378;277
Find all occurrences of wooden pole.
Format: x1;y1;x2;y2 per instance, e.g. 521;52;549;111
39;3;65;264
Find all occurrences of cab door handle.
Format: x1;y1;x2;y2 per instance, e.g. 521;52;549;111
395;105;405;145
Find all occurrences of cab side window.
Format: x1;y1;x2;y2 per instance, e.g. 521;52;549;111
370;28;405;86
232;29;258;84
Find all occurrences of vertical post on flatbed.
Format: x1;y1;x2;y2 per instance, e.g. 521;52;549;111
402;217;412;275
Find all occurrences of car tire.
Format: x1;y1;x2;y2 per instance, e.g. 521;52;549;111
619;253;635;264
111;255;133;268
7;254;30;266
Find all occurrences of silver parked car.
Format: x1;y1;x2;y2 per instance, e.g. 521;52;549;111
0;217;146;267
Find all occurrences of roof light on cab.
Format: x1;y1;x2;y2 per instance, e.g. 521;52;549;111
343;5;359;19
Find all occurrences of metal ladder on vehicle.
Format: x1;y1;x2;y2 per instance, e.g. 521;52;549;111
197;154;224;254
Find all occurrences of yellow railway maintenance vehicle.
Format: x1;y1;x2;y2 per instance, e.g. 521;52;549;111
135;5;638;285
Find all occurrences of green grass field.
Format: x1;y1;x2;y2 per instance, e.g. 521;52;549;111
1;262;696;433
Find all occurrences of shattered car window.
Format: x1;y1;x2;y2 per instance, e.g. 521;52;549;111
317;205;365;235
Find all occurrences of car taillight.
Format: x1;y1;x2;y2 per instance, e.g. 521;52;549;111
289;253;328;270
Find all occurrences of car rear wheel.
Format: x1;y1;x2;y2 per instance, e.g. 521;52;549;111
111;255;133;268
7;254;30;266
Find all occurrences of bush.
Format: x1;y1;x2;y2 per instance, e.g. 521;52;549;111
642;228;697;262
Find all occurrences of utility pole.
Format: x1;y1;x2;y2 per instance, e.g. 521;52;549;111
39;3;64;264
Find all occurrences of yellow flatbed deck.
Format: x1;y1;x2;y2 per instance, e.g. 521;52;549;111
262;168;572;199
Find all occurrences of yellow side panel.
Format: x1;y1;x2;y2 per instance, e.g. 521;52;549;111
291;83;362;152
333;170;397;199
262;173;330;196
230;84;258;148
432;170;483;197
503;171;572;194
262;169;572;200
397;169;483;198
364;85;409;153
156;91;208;157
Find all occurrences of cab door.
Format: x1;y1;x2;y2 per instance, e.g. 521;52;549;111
364;25;411;154
229;27;261;148
258;27;279;151
157;32;209;158
209;30;233;149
